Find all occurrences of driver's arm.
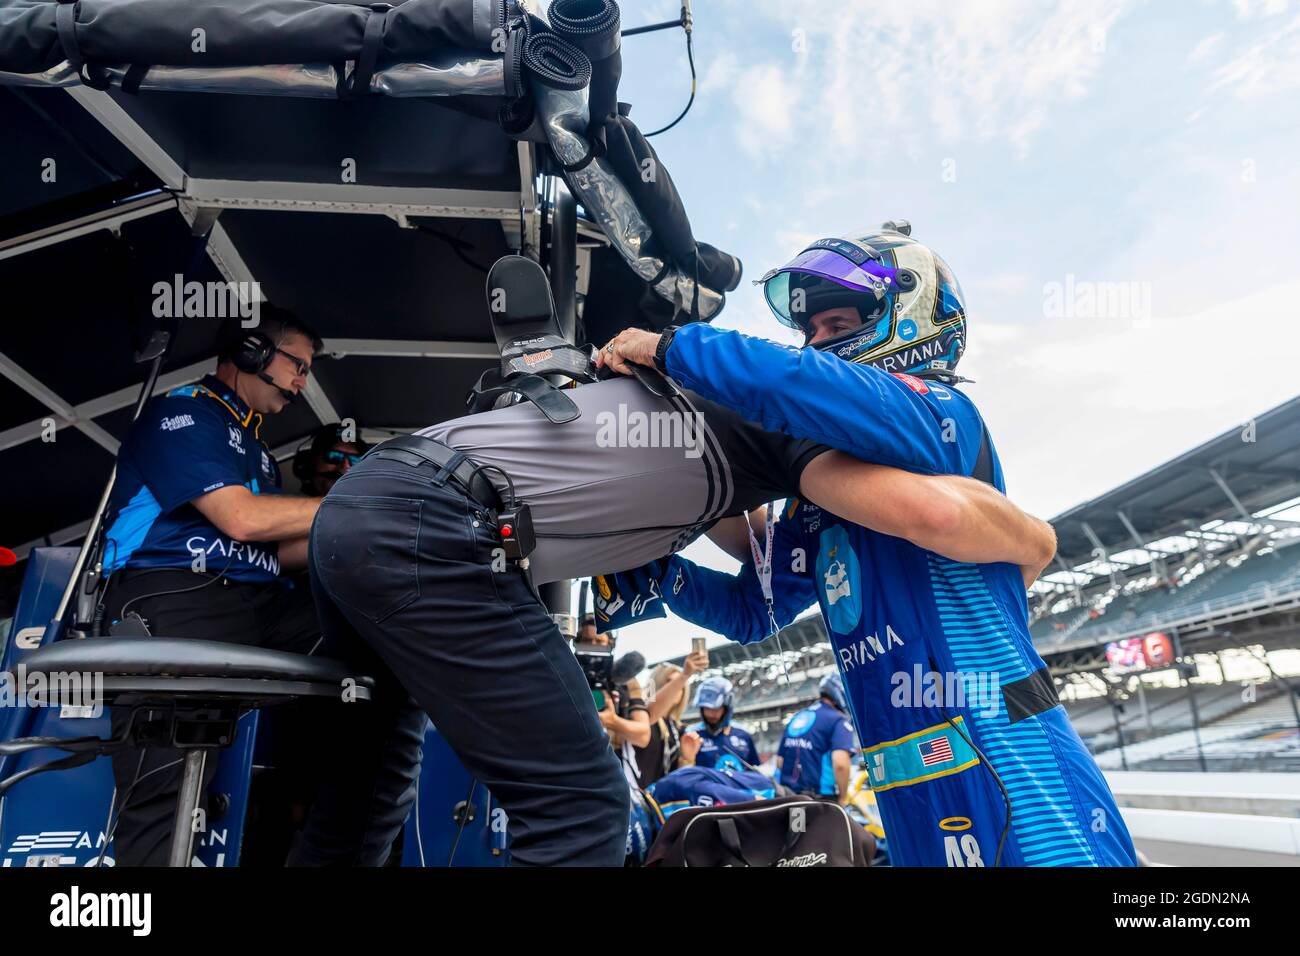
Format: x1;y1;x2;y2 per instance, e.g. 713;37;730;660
658;323;979;475
706;508;767;563
800;452;1057;586
707;455;1056;587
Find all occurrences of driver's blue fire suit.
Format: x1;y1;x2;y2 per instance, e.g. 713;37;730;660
644;324;1136;867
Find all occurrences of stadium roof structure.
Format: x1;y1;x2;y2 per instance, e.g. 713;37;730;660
663;613;829;683
1046;394;1300;574
1020;392;1300;665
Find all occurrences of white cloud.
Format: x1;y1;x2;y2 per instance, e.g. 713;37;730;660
729;63;802;158
965;278;1300;516
806;0;1133;158
1210;12;1300;98
700;0;1136;164
699;49;738;95
1188;32;1225;63
1231;0;1291;20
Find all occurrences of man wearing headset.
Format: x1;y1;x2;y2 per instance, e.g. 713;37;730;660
98;306;328;865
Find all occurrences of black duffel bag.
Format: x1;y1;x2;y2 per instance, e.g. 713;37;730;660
645;795;875;868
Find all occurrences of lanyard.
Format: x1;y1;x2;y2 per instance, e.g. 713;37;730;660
745;505;795;688
743;506;778;638
191;383;264;487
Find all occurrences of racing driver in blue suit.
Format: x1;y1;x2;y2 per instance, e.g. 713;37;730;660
596;222;1136;867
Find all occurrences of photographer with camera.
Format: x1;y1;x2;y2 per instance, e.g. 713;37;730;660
571;618;650;752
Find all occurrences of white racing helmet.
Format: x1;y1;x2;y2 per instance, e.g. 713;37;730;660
758;220;968;377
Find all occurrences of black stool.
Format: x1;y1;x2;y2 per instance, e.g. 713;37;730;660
0;637;372;867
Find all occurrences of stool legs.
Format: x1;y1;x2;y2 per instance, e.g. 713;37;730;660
167;749;208;867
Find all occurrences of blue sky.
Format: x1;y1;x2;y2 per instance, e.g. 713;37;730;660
584;0;1300;662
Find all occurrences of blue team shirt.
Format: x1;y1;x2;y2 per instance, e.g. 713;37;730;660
687;721;760;772
777;701;856;796
103;375;285;584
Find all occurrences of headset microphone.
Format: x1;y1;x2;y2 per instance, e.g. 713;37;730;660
257;371;298;403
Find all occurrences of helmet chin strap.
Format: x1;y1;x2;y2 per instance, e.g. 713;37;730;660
913;367;973;385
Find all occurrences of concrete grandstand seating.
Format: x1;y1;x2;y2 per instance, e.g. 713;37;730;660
1211;689;1299;729
732;677;820;713
1090;684;1300;770
1067;682;1270;753
1062;697;1114;736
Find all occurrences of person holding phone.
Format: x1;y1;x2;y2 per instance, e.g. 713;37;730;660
631;643;709;788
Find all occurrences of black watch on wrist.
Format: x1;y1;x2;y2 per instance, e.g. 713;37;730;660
654;325;680;374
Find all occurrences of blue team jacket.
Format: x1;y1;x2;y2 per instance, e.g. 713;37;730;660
648;324;1136;867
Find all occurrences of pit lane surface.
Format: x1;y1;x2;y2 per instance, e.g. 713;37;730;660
1135;838;1300;867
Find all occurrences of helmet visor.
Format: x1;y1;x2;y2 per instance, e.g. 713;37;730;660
759;248;900;329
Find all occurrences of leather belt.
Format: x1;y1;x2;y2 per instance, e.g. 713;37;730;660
364;434;503;512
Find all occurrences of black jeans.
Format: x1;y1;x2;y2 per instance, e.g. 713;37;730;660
304;452;629;866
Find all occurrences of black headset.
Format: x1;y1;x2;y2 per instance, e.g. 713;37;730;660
229;329;277;374
220;325;298;403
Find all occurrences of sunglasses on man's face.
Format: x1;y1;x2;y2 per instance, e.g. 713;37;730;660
324;450;362;466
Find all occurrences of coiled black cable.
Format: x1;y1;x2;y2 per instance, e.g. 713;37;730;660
549;0;622;60
522;33;592;91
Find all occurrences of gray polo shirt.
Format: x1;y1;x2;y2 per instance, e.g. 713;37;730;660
418;377;827;584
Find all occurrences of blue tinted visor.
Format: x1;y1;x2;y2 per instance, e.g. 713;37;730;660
759;247;899;330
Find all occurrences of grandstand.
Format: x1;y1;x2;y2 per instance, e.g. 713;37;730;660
664;395;1300;771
